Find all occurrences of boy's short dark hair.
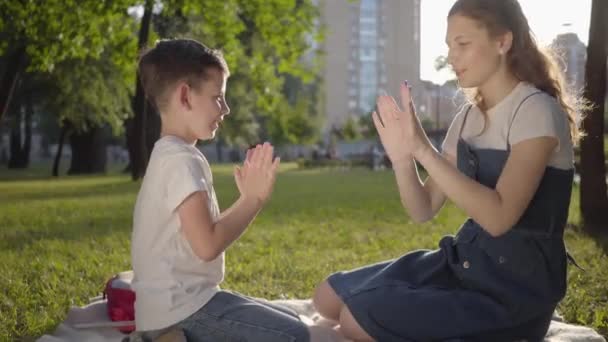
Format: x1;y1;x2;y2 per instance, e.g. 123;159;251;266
138;38;229;112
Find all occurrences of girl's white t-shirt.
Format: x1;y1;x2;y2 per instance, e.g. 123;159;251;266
442;82;574;171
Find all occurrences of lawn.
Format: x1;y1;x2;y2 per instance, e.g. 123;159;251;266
0;163;607;340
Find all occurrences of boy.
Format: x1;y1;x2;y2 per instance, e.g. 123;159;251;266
131;38;309;342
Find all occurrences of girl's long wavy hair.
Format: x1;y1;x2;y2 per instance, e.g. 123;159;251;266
449;0;587;144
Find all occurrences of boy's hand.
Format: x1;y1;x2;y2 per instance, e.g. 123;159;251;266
234;142;280;205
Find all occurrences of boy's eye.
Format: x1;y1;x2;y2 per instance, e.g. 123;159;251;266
458;42;470;46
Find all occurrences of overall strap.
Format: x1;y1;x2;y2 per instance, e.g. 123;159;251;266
458;105;474;141
506;91;544;151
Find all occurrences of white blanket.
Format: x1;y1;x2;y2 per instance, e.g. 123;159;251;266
37;298;606;342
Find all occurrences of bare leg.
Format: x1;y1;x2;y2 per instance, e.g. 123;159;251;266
338;306;375;342
313;279;344;322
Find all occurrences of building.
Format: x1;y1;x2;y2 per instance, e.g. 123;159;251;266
319;0;422;134
419;79;465;130
551;32;587;93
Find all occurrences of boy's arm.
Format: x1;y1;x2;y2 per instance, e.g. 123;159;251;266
178;192;263;262
178;143;278;262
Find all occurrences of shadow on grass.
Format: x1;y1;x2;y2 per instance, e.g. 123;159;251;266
0;162;129;182
566;223;608;257
585;229;608;256
0;213;131;252
2;180;139;202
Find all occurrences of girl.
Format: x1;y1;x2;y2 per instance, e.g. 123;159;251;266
313;0;583;340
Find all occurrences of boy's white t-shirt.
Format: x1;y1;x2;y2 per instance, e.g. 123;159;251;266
131;135;223;331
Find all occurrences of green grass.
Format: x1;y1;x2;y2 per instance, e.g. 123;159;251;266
0;163;607;340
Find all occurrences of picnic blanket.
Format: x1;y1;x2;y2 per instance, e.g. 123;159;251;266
36;297;606;342
37;271;606;342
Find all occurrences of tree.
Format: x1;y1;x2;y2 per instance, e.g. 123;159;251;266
126;0;155;180
1;1;138;176
0;1;136;122
580;0;608;233
6;85;32;169
125;0;323;179
192;0;322;147
341;116;362;141
125;0;248;177
267;93;320;145
359;111;378;139
38;45;134;175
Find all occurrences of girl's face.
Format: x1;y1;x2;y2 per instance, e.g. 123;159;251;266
446;14;507;88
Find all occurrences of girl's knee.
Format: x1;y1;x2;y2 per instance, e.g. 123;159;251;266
312;279;342;320
339;306;374;342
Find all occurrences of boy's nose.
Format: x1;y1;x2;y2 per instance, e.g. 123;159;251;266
220;98;230;115
222;103;231;115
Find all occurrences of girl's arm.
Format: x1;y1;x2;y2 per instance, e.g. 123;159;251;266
374;84;558;236
391;153;456;222
415;137;557;236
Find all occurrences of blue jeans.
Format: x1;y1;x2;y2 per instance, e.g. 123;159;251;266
176;291;310;342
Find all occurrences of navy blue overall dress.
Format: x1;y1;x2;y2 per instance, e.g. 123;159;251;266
328;94;574;341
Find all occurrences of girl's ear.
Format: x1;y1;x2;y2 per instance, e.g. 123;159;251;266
497;31;514;55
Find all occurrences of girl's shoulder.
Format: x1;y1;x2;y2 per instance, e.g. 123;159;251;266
511;83;561;114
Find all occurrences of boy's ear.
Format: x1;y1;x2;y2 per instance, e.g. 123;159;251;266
179;82;192;110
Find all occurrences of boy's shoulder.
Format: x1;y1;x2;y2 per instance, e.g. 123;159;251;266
154;137;203;159
151;137;208;171
155;136;195;153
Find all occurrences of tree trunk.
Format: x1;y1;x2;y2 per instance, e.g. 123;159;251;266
145;105;161;157
128;78;149;179
0;47;26;123
22;98;32;167
68;126;107;174
52;125;68;177
126;0;154;180
580;0;608;233
7;103;30;169
8;106;23;168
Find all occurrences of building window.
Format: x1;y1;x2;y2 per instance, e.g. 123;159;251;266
358;0;378;113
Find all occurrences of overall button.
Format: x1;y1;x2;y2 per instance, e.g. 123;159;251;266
463;260;471;269
498;256;507;264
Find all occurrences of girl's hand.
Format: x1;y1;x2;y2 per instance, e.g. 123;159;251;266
372;82;433;164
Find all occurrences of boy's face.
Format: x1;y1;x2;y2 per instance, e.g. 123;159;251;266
182;67;230;141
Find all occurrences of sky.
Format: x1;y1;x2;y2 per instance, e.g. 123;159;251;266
420;0;592;84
